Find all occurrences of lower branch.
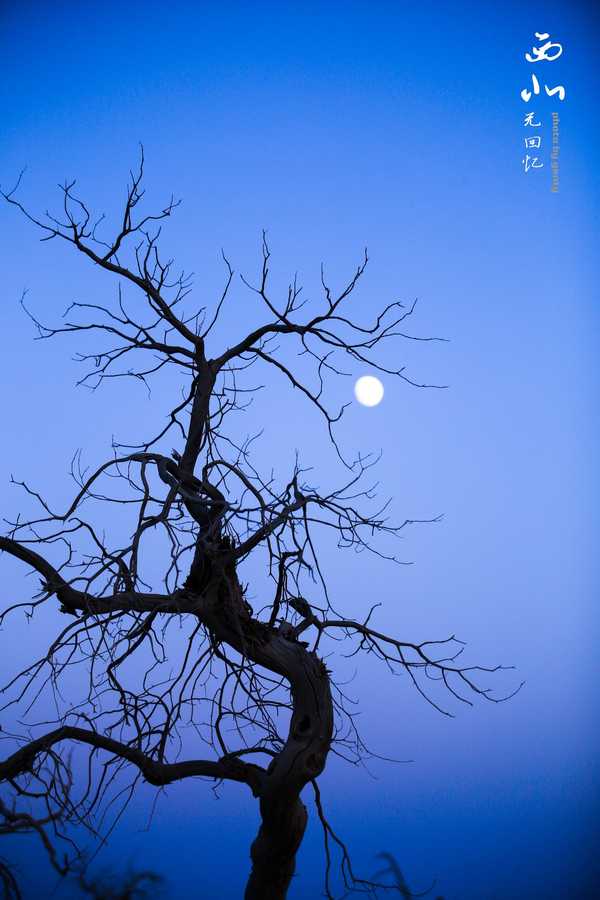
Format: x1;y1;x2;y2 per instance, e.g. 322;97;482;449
0;726;265;794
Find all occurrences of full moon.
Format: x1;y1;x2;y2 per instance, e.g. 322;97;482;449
354;375;384;407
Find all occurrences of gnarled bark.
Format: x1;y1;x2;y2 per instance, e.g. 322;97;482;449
197;567;334;899
246;795;308;900
244;644;333;899
177;547;334;898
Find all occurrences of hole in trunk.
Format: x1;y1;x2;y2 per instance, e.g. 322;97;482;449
296;715;311;734
305;752;324;774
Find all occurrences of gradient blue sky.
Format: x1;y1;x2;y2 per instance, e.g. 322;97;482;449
1;2;599;898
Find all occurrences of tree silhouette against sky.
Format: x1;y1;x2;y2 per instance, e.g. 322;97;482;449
0;153;517;899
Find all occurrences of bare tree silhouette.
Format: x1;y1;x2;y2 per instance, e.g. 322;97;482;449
0;151;518;899
78;867;163;900
1;792;69;899
369;852;441;899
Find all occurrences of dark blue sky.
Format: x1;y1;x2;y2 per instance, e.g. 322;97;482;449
1;2;598;898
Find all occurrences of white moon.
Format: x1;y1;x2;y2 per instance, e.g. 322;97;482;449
354;375;384;407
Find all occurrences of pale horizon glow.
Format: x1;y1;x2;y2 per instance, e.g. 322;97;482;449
354;375;384;407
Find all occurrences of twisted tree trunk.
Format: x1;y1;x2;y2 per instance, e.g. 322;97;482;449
245;794;308;899
190;555;334;900
244;646;333;899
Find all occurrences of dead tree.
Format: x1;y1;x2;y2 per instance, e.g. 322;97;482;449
0;152;518;899
1;793;69;900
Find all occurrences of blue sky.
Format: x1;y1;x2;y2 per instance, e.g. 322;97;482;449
1;2;598;898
